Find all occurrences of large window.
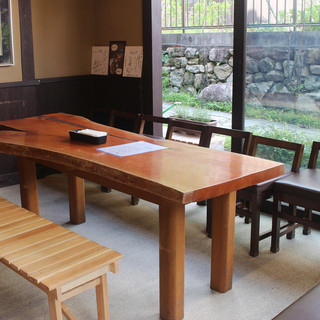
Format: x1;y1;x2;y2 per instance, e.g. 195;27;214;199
245;0;320;168
161;1;320;159
0;0;13;65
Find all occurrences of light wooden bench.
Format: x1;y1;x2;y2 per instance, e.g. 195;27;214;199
0;197;122;320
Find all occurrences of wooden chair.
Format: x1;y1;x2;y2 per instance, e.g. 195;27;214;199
236;135;304;257
205;127;253;236
201;126;252;153
271;141;320;253
165;118;211;146
108;109;142;133
138;114;171;139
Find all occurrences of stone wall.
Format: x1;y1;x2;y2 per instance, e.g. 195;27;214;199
162;32;320;113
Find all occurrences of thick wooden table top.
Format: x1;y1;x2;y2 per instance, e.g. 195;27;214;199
0;113;284;204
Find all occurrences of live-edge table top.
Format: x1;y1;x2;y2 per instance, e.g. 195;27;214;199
0;113;284;205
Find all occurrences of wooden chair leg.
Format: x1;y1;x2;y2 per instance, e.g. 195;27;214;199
303;208;312;235
96;274;110;320
206;198;213;238
197;200;207;206
130;196;140;205
286;204;296;239
48;294;63;320
249;199;260;257
101;186;112;193
244;201;251;224
271;197;281;253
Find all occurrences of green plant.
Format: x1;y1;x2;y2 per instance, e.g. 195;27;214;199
1;21;10;58
171;104;212;122
162;0;233;29
189;107;212;122
162;69;171;90
174;104;190;119
251;124;320;169
162;50;168;64
245;105;320;129
163;90;199;107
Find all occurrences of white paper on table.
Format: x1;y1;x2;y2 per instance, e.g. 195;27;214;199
97;141;167;157
123;46;143;78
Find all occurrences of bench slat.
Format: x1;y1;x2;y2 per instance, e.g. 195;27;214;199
0;207;34;222
42;250;121;291
4;231;79;263
0;215;44;231
0;223;60;249
0;202;23;212
0;211;36;226
0;202;17;211
0;219;53;240
28;245;111;283
15;237;92;273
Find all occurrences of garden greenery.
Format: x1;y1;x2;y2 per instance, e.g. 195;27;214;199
163;75;320;169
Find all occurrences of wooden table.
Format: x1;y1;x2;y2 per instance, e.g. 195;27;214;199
0;113;284;320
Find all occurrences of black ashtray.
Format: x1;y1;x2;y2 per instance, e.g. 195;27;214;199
69;129;107;145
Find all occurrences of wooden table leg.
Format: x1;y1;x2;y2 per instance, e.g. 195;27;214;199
159;202;185;320
18;157;39;215
210;191;236;293
67;174;86;224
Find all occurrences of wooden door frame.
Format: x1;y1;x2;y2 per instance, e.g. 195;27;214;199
142;0;163;136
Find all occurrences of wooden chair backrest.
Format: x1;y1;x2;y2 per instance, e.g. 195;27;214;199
165;119;210;147
201;126;253;155
249;135;304;172
308;141;320;169
138;114;171;135
108;109;141;133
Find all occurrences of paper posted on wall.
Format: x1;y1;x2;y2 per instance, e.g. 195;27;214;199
109;41;126;76
123;46;143;78
91;46;109;75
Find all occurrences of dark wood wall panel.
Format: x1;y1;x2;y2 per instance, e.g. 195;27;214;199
0;76;92;186
38;76;93;116
0;82;39;186
92;76;142;113
0;75;143;186
0;84;38;120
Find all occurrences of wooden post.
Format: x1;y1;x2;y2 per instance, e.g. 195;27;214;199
210;191;236;292
18;157;39;215
159;202;185;320
67;174;86;224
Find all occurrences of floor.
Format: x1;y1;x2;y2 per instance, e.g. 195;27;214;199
0;173;320;320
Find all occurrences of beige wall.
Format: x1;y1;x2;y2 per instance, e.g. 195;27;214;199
0;0;143;81
94;0;143;46
32;0;142;79
32;0;95;78
0;0;22;83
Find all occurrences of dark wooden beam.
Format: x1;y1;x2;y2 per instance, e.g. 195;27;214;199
18;0;35;81
232;0;247;152
142;0;163;136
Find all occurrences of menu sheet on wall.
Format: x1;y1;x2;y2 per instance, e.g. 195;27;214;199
123;46;143;78
91;46;109;75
